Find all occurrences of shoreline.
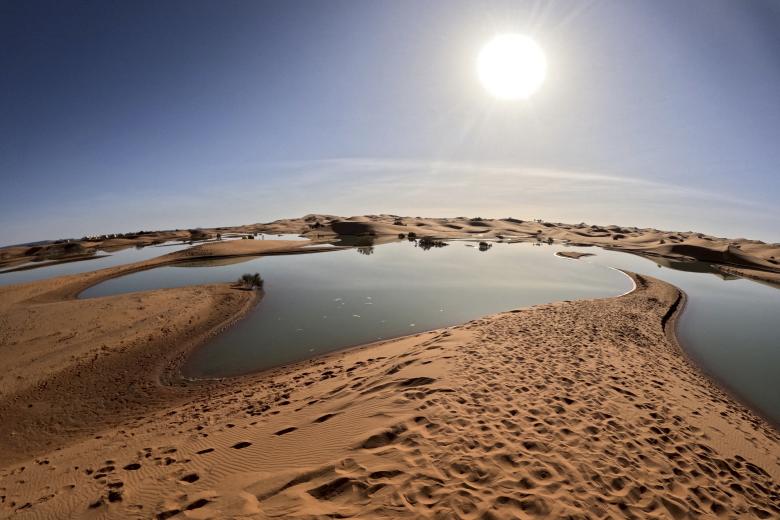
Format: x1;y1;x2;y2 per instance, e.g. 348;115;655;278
1;270;777;518
171;267;639;385
0;239;316;466
3;215;779;286
1;236;777;460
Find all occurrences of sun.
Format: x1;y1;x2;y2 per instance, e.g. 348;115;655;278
477;34;547;100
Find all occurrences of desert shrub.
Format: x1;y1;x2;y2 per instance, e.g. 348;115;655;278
417;237;449;251
63;242;84;254
612;234;625;240
393;219;405;226
478;241;492;252
407;232;417;239
189;229;208;241
398;233;406;239
237;273;263;289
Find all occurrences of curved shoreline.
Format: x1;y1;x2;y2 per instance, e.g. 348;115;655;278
2;240;777;469
0;240;324;466
170;253;637;383
2;268;777;518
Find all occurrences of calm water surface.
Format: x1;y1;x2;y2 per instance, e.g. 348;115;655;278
81;241;632;378
78;240;780;425
0;235;307;287
0;241;192;286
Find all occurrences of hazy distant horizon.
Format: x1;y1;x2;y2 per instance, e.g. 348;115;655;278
2;1;779;245
3;156;778;247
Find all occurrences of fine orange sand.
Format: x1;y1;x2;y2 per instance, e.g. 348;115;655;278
1;266;778;518
0;240;322;462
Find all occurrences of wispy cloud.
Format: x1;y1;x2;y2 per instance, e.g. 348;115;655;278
2;157;778;245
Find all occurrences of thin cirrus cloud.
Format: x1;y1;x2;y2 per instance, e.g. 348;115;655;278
2;157;777;246
201;157;777;240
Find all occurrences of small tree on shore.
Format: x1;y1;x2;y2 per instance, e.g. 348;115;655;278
237;273;263;290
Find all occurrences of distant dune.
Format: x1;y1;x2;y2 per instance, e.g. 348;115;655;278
4;214;776;282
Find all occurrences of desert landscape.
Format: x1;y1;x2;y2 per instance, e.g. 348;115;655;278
3;2;779;518
0;215;778;518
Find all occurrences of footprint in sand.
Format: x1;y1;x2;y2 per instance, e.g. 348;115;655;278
179;473;199;483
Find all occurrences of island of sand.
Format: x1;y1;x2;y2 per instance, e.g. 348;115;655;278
0;215;778;518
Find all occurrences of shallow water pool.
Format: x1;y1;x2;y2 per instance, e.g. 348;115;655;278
81;241;632;379
78;239;780;425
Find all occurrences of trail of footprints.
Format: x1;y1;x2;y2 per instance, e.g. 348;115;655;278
2;288;779;518
241;302;780;518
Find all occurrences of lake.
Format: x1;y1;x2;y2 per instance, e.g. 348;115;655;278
78;239;780;425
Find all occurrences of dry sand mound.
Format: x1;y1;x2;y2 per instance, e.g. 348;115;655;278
3;214;779;284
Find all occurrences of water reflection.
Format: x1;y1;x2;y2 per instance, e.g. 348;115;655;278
80;241;632;381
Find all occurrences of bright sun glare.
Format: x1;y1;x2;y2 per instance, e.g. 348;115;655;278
478;34;547;100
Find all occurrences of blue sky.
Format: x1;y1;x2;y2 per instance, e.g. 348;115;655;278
1;0;779;245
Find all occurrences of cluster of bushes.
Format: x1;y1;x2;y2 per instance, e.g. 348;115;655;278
188;229;209;241
80;230;154;241
417;237;449;251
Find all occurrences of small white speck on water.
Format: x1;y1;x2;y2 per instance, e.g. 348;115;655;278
410;323;416;327
353;314;361;318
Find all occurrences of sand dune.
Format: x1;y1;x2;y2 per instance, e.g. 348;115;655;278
3;215;778;284
1;272;778;518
